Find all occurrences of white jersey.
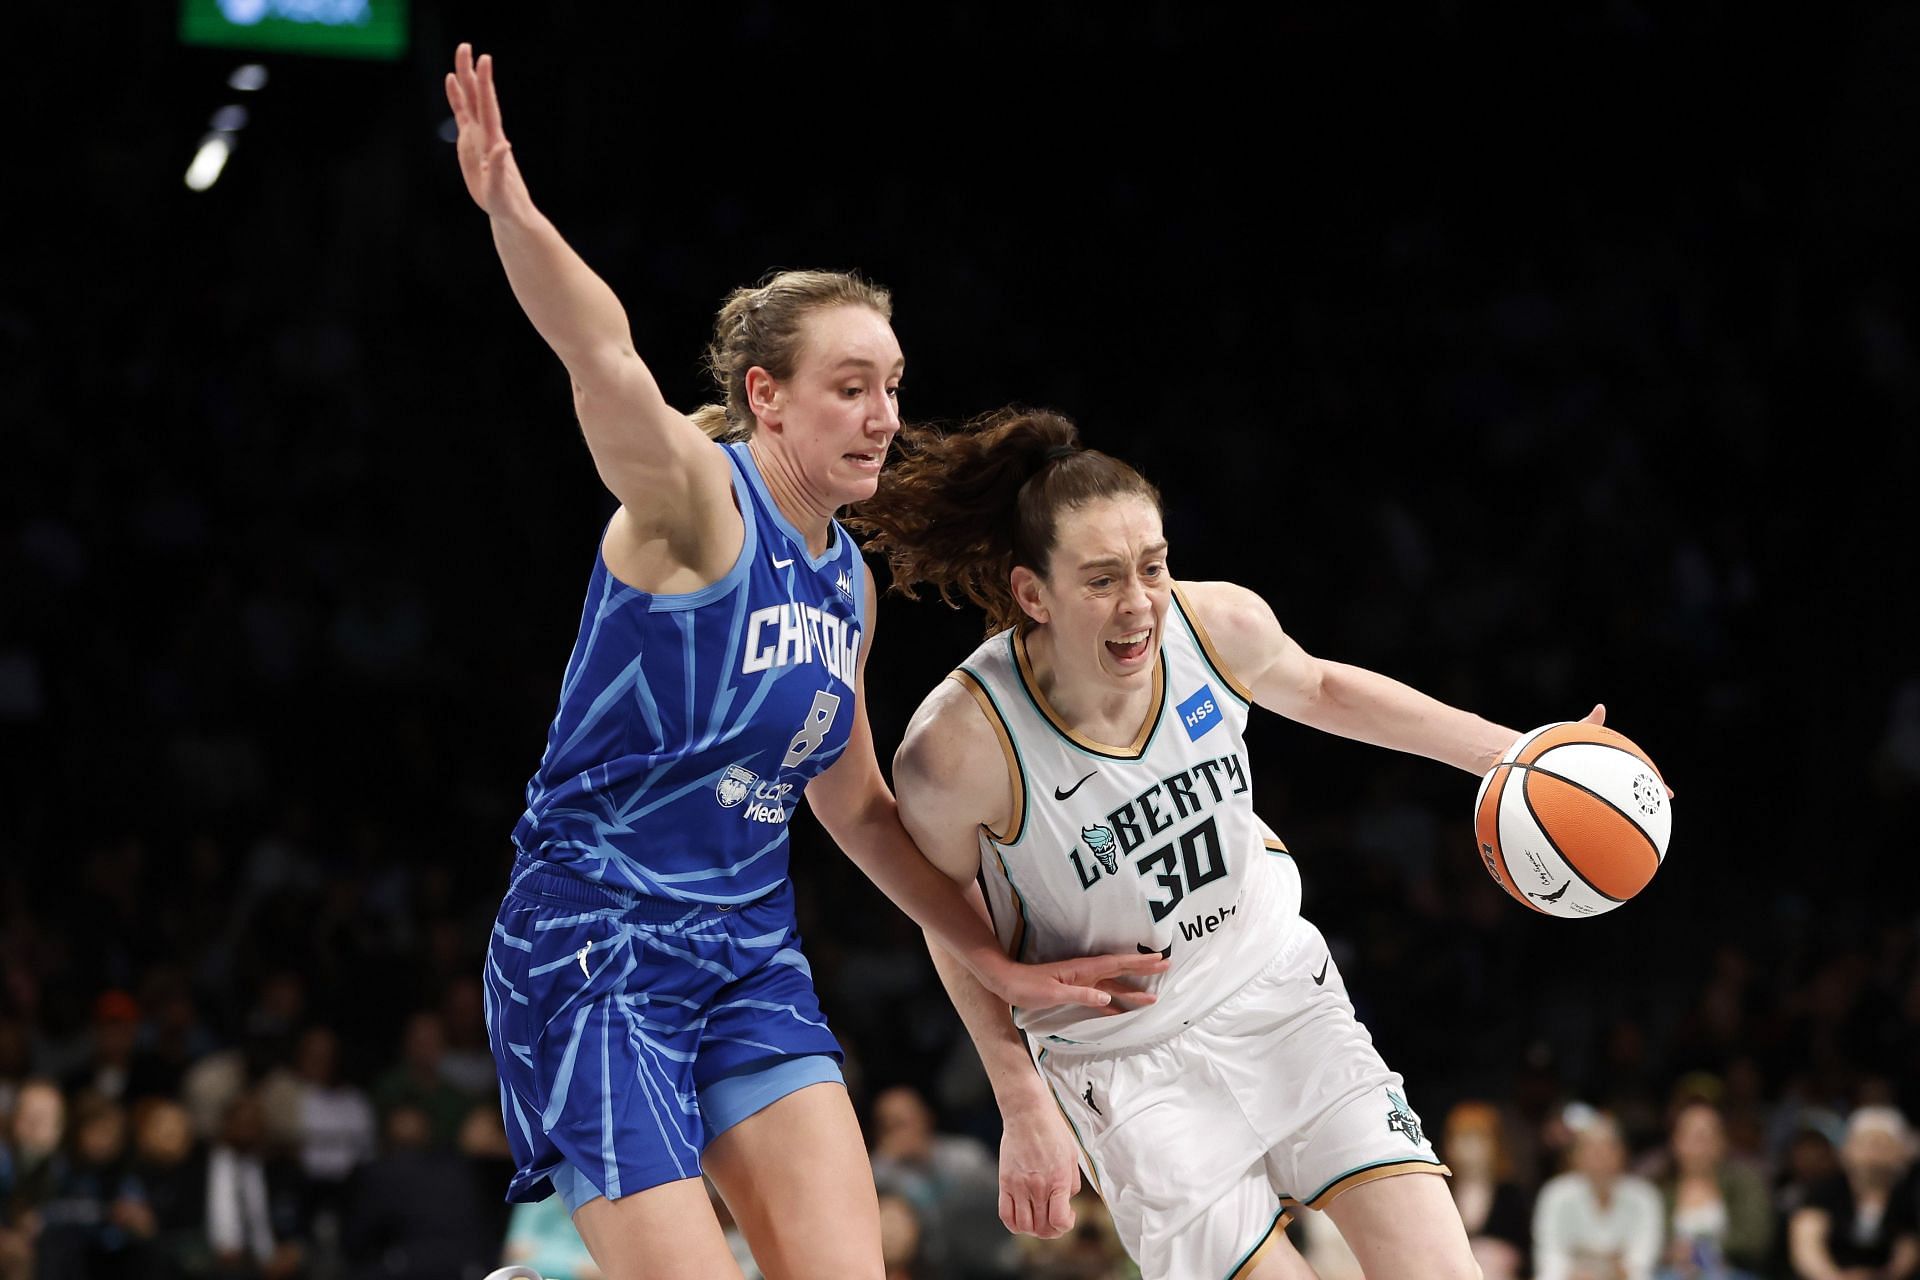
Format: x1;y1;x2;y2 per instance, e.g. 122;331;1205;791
952;584;1302;1050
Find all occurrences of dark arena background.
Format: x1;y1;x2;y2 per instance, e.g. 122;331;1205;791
5;4;1919;1279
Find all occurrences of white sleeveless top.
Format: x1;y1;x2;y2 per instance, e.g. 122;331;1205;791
951;584;1303;1050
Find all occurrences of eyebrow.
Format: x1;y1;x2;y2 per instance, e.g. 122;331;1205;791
1076;542;1169;572
831;357;905;373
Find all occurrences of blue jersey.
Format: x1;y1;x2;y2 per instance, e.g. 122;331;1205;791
510;441;867;903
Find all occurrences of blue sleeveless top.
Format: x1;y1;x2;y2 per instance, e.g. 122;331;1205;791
510;441;867;903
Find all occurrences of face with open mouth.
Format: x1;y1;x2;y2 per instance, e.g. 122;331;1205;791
1024;495;1172;685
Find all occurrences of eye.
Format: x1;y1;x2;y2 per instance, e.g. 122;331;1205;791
1088;577;1113;591
1143;563;1166;579
842;386;863;399
886;385;901;398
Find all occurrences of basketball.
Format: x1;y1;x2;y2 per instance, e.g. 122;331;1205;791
1473;722;1671;918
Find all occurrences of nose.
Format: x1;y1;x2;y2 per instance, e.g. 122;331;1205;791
871;392;901;435
1119;573;1151;616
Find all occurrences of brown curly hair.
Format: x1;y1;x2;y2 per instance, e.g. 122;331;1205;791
848;407;1162;634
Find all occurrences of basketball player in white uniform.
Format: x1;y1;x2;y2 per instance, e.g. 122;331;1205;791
856;409;1606;1279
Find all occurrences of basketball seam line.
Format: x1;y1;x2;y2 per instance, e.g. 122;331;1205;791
1499;762;1659;903
1484;766;1550;914
1499;761;1665;862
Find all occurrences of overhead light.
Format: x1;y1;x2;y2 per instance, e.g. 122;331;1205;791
228;64;269;92
185;134;233;192
436;116;458;144
210;104;250;132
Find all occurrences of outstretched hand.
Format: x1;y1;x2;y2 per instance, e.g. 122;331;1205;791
983;950;1167;1014
444;43;532;219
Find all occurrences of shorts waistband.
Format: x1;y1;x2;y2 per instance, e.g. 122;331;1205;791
1034;917;1316;1062
505;855;778;922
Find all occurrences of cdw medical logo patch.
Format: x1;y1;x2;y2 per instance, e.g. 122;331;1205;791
1177;685;1220;741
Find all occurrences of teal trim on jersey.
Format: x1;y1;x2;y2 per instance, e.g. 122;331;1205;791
639;458;759;613
1292;1154;1445;1208
729;441;846;572
959;664;1032;848
1224;1204;1290;1280
1171;589;1252;708
1008;632;1170;763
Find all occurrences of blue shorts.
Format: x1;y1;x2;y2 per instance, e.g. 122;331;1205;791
484;856;844;1210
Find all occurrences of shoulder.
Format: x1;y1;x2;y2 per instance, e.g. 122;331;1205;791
1174;580;1283;685
897;676;1003;793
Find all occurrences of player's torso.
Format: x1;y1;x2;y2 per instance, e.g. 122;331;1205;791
513;441;866;902
957;585;1302;1049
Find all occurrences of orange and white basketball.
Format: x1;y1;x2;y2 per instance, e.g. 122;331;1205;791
1473;722;1671;918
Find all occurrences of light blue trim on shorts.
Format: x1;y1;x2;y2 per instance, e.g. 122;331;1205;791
546;1054;844;1215
551;1160;606;1216
700;1053;844;1138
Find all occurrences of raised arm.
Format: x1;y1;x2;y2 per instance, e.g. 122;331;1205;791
444;44;730;536
1179;580;1534;775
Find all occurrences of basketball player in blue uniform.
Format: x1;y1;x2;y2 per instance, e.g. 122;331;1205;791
444;47;1163;1280
858;409;1610;1279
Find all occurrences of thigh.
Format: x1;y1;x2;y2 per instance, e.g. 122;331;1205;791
1042;1044;1277;1280
1320;1169;1477;1280
700;1081;882;1280
1217;927;1445;1207
571;1175;743;1280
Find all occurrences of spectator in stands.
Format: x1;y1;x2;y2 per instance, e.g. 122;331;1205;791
0;1079;66;1280
1444;1100;1532;1280
868;1083;1013;1278
204;1091;306;1279
342;1103;490;1280
35;1092;151;1280
1789;1105;1919;1280
1654;1099;1770;1280
1534;1109;1664;1280
371;1013;472;1150
260;1027;374;1218
65;992;142;1104
128;1097;208;1280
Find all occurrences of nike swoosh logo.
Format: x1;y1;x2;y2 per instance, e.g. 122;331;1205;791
1312;956;1330;985
1053;771;1097;801
771;554;795;570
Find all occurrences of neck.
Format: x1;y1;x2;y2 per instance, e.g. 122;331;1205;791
748;435;836;556
1025;627;1154;736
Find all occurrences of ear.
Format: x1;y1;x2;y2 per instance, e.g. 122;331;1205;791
1010;565;1050;626
745;366;782;429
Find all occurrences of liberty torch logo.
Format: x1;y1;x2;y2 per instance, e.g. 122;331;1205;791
1385;1089;1424;1146
1082;825;1119;876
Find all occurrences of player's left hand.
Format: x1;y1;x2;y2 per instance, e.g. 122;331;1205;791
982;951;1166;1014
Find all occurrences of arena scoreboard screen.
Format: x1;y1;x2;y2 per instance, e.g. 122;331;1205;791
179;0;408;60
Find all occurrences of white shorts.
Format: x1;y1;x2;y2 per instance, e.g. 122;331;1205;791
1035;919;1447;1280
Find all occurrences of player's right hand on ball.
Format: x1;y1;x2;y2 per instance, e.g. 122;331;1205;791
444;43;533;219
987;950;1166;1014
1000;1105;1081;1239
